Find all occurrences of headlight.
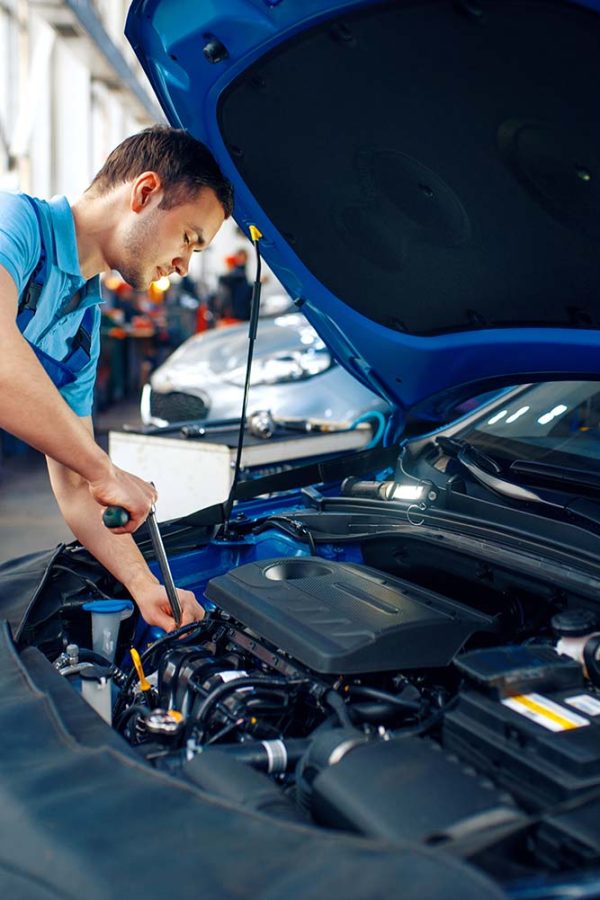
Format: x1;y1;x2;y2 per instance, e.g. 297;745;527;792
226;348;333;387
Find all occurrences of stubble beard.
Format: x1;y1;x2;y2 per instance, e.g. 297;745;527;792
118;211;160;290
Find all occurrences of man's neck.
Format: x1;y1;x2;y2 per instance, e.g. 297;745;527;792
70;192;113;281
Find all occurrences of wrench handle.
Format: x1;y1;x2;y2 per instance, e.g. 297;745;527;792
146;511;182;627
103;506;130;528
102;506;182;628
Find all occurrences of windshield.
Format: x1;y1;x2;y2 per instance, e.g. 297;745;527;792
462;381;600;471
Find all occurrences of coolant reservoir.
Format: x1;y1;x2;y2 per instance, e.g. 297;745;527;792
552;609;600;666
80;666;113;724
82;599;134;662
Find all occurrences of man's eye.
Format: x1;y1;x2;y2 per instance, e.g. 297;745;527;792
184;234;190;245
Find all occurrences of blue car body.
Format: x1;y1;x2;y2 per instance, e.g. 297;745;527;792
3;2;600;898
126;0;600;433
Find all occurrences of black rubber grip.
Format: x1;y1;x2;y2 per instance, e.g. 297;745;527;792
103;507;131;529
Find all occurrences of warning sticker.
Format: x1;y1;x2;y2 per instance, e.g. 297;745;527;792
565;694;600;717
501;692;590;732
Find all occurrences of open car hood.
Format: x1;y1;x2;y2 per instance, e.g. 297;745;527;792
126;0;600;421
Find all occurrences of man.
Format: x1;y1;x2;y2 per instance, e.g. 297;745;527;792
216;248;252;322
0;126;233;631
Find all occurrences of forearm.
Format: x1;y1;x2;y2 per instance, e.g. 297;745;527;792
48;453;204;630
0;265;155;530
0;324;110;483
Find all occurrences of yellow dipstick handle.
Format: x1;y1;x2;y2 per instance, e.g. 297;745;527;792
249;224;262;242
130;648;152;693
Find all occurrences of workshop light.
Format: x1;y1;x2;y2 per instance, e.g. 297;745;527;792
104;274;124;291
505;406;530;424
487;409;508;425
388;483;425;501
537;404;568;426
152;276;171;292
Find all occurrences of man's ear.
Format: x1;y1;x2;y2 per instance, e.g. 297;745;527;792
130;172;162;213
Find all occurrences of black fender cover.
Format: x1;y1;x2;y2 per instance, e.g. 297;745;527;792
0;622;507;900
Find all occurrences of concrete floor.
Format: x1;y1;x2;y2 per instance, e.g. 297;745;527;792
0;399;142;564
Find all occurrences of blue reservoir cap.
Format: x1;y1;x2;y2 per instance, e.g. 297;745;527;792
83;600;134;615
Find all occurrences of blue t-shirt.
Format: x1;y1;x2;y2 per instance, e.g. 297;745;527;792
0;191;102;416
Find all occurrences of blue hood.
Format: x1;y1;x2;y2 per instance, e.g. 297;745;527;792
126;0;600;423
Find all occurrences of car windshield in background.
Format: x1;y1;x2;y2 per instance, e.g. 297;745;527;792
462;381;600;471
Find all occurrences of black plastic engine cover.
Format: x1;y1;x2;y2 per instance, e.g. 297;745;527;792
205;557;496;674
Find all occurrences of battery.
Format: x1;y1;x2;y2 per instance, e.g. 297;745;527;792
445;685;600;807
445;642;600;866
454;644;583;698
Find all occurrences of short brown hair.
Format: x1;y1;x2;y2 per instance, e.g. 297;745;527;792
87;125;233;217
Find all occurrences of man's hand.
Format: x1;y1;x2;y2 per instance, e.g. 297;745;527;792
132;583;205;632
48;443;204;634
48;417;202;634
88;464;157;533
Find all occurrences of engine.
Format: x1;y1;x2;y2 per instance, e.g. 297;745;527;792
51;553;600;880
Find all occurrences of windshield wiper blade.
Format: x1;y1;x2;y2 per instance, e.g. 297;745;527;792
457;448;560;505
510;460;600;493
436;436;501;474
437;437;560;507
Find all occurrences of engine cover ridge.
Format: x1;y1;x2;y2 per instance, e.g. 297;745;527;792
205;558;496;674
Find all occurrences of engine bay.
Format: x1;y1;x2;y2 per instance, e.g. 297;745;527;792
21;480;600;893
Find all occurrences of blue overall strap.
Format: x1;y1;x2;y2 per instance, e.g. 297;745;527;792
16;196;49;332
29;307;95;390
15;196;94;389
63;306;94;371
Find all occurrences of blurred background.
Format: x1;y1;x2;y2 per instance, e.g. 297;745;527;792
0;0;285;557
0;0;288;415
0;1;388;560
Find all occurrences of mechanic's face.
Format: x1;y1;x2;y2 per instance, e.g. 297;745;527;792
118;184;225;290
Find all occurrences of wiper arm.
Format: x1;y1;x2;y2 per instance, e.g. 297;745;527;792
458;449;559;504
436;439;600;535
510;459;600;493
436;437;559;506
436;436;501;474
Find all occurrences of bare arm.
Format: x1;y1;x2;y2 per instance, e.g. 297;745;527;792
47;418;205;631
0;264;154;532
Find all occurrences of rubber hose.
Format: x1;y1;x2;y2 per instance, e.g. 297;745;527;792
583;634;600;687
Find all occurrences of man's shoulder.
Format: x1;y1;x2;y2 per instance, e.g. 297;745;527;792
0;189;34;210
0;192;42;291
0;191;40;237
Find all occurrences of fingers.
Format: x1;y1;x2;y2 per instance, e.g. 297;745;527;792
114;473;157;533
178;591;206;626
149;606;179;633
136;596;179;632
90;467;158;533
135;587;205;633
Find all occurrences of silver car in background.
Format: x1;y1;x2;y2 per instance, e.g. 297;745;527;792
141;312;389;427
